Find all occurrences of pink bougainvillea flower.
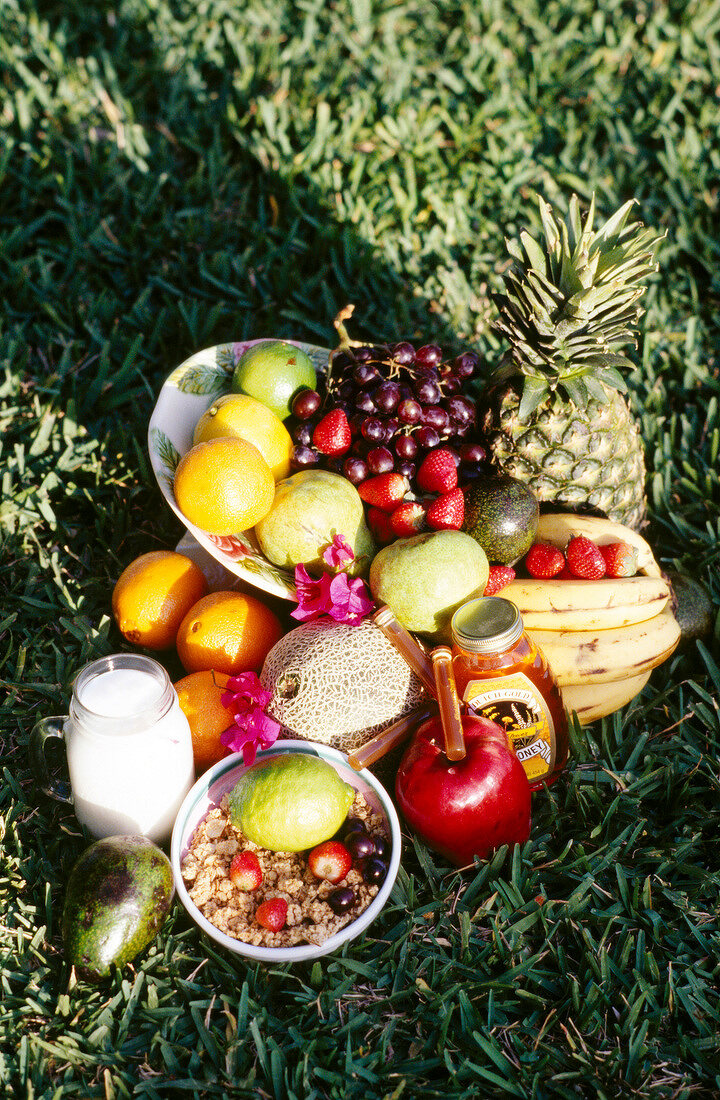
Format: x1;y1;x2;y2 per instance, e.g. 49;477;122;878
220;671;282;767
291;562;374;625
321;534;355;570
325;571;374;623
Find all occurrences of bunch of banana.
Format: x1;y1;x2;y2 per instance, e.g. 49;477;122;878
504;513;681;724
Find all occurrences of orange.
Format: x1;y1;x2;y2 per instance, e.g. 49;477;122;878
192;393;293;481
176;589;284;675
173;437;275;536
174;670;233;772
112;550;209;650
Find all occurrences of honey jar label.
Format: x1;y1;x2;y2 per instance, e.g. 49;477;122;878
462;673;556;783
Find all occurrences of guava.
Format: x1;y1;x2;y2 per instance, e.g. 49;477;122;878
254;469;375;576
369;529;490;641
227;754;355;851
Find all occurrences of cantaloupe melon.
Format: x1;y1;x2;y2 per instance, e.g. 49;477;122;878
260;619;427;754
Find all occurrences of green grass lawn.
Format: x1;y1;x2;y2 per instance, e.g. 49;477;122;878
2;1;720;1096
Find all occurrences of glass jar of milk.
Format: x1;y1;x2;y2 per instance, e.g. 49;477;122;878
30;654;195;844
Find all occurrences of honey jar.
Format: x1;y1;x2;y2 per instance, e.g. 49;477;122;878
450;597;568;789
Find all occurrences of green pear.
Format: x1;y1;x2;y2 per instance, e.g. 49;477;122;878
369;530;489;640
255;469;375;576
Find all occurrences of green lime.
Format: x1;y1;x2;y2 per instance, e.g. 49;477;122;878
231;341;317;421
227;754;355;852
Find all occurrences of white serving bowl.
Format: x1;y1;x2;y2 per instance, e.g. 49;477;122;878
170;740;402;963
148;339;330;601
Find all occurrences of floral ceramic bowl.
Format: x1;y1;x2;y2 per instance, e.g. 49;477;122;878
148;340;330;601
170;741;402;963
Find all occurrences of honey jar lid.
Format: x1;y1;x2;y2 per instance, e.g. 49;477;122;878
450;597;524;653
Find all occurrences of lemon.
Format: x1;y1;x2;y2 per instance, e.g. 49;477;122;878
228;754;355;852
231;341;316;421
192;393;293;480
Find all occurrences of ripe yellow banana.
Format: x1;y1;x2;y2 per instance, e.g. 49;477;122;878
560;671;652;725
504;574;670;631
535;513;663;578
527;604;681;687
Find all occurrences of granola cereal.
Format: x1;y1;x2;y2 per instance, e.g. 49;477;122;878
181;791;389;948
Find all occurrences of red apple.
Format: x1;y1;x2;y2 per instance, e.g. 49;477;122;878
395;713;531;866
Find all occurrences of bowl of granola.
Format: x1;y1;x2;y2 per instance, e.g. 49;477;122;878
171;740;402;962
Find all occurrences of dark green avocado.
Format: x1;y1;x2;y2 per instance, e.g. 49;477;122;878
666;570;714;646
462;474;539;564
62;835;174;981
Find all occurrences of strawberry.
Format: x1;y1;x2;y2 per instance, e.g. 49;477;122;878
366;505;395;545
229;850;263;891
556;565;577;580
255;897;288;932
566;535;606;579
312;409;352;456
426;487;464;530
525;542;566;579
416;448;458;494
358;472;409;513
307;840;352;884
599;540;639;578
484;565;516;595
390;500;427;538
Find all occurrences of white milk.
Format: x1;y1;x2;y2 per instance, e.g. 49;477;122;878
79;667;165;716
66;657;194;843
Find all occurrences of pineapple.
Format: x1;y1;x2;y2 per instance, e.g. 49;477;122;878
478;195;664;530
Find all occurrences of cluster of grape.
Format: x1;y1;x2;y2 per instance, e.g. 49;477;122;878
287;341;487;492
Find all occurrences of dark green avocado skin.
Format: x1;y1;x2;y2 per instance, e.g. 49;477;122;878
667;571;714;646
62;835;174;981
462;474;539;565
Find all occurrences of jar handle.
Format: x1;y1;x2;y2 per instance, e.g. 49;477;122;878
29;717;74;804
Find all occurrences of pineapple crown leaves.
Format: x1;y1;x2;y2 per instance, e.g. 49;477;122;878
491;194;665;418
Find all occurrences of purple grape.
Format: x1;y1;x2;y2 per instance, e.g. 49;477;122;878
415;379;441;405
454;351;480;379
395;434;418;460
349;413;366;436
460;442;487;465
292;445;319;468
441;376;462;395
355;391;377;414
343;819;367;839
421;405;450;432
367;446;394;475
292;389;322;420
361;417;385;443
374;381;401;413
397;398;422;425
343;456;369;484
360;856;388;886
338;379;355;400
346;832;376;860
373;836;390;861
353;363;379;387
332;351;353;373
445;396;475;427
353;346;374;362
292;422;314;446
416;344;443;367
396;460;416;479
328;887;355;915
392;341;416;365
415;425;440;450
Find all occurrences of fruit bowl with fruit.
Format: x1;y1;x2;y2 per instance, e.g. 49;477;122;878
148;339;331;599
170;741;402;962
148;329;490;601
